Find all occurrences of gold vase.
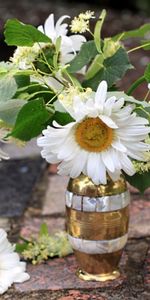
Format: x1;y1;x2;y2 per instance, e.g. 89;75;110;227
66;174;130;282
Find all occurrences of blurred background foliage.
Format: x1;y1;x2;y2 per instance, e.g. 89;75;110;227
0;0;150;66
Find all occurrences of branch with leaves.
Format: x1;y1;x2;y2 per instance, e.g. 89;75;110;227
0;10;150;192
16;224;73;264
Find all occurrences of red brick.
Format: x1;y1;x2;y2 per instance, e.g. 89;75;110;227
48;163;58;174
129;200;150;238
58;291;106;300
14;255;126;293
20;216;65;239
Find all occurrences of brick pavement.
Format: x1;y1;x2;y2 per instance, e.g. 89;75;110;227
0;162;149;300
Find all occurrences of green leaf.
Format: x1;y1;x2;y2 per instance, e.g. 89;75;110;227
67;41;98;73
113;23;150;41
0;74;17;102
39;223;49;237
15;75;30;88
15;242;28;253
0;99;27;126
4;19;51;46
85;54;104;80
83;47;132;90
94;9;106;53
144;64;150;82
125;172;150;193
10;98;50;141
50;111;75;126
134;106;150;122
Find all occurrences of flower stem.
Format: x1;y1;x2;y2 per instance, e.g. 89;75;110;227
127;42;150;53
144;89;150;101
127;76;145;95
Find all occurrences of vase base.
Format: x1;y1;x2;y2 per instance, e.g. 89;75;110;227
77;269;120;282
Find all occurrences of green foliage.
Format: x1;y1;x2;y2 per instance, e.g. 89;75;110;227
0;99;27;126
49;111;75;126
144;64;150;82
39;223;49;236
4;19;51;46
14;75;30;88
10;98;50;141
83;47;132;90
16;223;73;264
15;243;28;253
113;23;150;41
85;54;104;80
94;9;106;53
67;41;98;73
125;172;150;194
34;45;56;73
135;106;150;123
0;74;18;102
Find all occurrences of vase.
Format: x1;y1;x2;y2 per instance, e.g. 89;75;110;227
66;173;130;282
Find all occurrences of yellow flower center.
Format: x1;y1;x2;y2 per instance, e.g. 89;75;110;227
75;117;113;152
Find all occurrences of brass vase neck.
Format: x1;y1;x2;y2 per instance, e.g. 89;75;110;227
67;174;127;197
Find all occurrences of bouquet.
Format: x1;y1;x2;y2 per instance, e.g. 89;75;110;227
0;10;150;192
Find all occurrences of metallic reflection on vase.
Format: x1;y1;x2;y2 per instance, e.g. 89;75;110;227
66;174;130;281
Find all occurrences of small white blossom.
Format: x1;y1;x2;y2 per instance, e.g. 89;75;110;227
11;44;40;69
79;11;95;20
70;17;89;33
148;83;150;90
70;11;94;34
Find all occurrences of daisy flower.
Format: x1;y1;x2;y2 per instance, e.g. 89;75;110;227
11;14;86;69
0;229;30;294
38;14;86;65
37;81;150;185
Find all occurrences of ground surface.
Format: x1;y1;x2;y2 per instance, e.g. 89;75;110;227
0;159;149;300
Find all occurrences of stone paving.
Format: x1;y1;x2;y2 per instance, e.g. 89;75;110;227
0;161;149;300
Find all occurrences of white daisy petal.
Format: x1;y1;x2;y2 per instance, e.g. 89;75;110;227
99;115;118;128
70;150;87;178
55;15;70;35
119;153;136;176
69;35;86;51
101;150;115;173
104;96;116;116
112;98;124;111
95;154;107;185
107;169;121;182
95;81;107;109
44;14;56;39
0;229;29;295
111;138;127;152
